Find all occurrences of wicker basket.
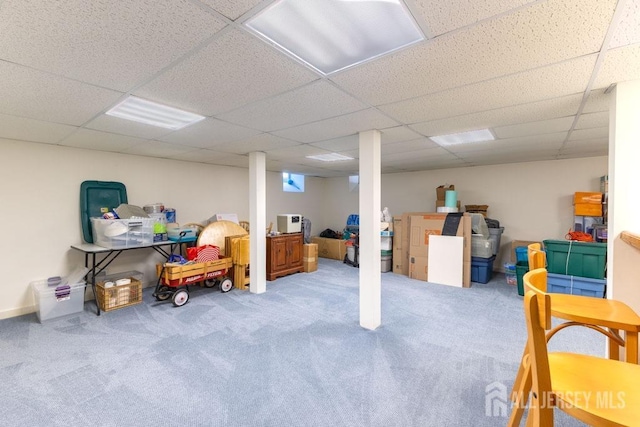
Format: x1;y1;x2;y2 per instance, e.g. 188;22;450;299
96;278;142;312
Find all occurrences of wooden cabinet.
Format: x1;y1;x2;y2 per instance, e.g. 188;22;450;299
266;233;304;281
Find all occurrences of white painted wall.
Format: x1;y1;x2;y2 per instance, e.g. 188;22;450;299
0;138;325;318
323;156;608;271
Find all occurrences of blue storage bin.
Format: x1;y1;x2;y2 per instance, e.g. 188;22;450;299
515;246;528;262
471;256;496;284
547;273;606;298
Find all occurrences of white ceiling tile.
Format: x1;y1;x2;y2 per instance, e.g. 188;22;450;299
410;94;583;137
0;0;228;91
84;115;174;139
310;135;359;152
382;147;453;162
158;118;261;148
0;62;123;126
575;111;609;129
217;81;367;131
264;144;329;160
462;150;560;165
172;148;234;163
382;138;439;155
562;138;608;151
198;0;263;20
59;128;147;152
582;89;611;113
332;0;613;105
379;126;425;144
0;114;76;144
122;140;197;158
135;28;318;116
409;0;533;37
213;133;300;154
446;132;566;153
609;0;640;48
493;117;574;139
593;44;640;90
568;127;609;141
379;55;596;124
272;109;399;143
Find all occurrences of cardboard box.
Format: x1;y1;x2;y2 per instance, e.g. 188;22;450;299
510;240;540;263
400;212;433;276
436;185;455;201
303;242;318;273
310;237;346;261
574;192;603;204
392;217;403;274
574;203;603;216
407;213;471;287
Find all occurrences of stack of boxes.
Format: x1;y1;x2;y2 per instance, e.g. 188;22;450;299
573;191;605;241
470;213;496;284
435;185;460;211
542;239;608;298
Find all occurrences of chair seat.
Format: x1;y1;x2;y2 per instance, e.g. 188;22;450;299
550;293;640;331
550;352;640;426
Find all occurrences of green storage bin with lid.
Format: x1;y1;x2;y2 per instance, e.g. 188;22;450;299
543;240;607;279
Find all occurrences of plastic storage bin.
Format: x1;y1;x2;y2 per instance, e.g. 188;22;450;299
543;240;607;279
515;246;528;262
504;263;517;286
471;235;494;258
31;280;86;322
381;252;392;272
488;227;504;256
381;231;393;251
547;273;606;298
471;256;495;284
516;260;529;296
91;218;154;249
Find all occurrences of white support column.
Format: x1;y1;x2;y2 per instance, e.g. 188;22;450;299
608;80;640;313
359;130;381;330
249;151;267;294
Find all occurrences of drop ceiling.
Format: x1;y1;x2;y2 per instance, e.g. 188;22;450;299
1;0;638;177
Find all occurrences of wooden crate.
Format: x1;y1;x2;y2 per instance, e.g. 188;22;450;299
158;256;233;287
95;278;142;312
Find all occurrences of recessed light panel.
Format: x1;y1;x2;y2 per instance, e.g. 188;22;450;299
430;129;495;146
245;0;424;75
106;96;205;130
307;153;354;161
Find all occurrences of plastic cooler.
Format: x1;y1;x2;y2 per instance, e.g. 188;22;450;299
488;227;504;256
543;240;607;279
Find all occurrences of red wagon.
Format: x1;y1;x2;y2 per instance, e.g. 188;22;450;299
153;256;233;306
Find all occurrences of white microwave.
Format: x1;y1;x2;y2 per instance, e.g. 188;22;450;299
277;214;302;233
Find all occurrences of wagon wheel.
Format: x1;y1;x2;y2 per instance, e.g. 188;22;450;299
219;278;233;293
172;288;189;307
203;279;218;288
155;285;172;301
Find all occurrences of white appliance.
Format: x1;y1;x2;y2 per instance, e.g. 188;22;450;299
277;214;302;233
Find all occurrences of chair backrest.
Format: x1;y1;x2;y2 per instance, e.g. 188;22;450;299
523;268;552;329
523;289;555;425
527;243;546;270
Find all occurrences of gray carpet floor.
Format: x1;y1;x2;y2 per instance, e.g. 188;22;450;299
1;258;602;426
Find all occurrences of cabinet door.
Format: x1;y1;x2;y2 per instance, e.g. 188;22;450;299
288;234;303;266
272;238;289;270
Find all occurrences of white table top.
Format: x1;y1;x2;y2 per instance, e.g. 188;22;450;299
70;240;176;253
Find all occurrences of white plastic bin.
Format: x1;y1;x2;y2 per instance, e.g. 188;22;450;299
31;280;86;322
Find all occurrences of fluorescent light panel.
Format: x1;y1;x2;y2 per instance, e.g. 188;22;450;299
245;0;424;75
430;129;495;146
106;96;205;130
307;153;354;161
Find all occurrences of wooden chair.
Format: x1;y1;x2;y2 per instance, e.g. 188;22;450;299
239;221;250;233
509;265;640;426
521;279;640;426
527;242;546;270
